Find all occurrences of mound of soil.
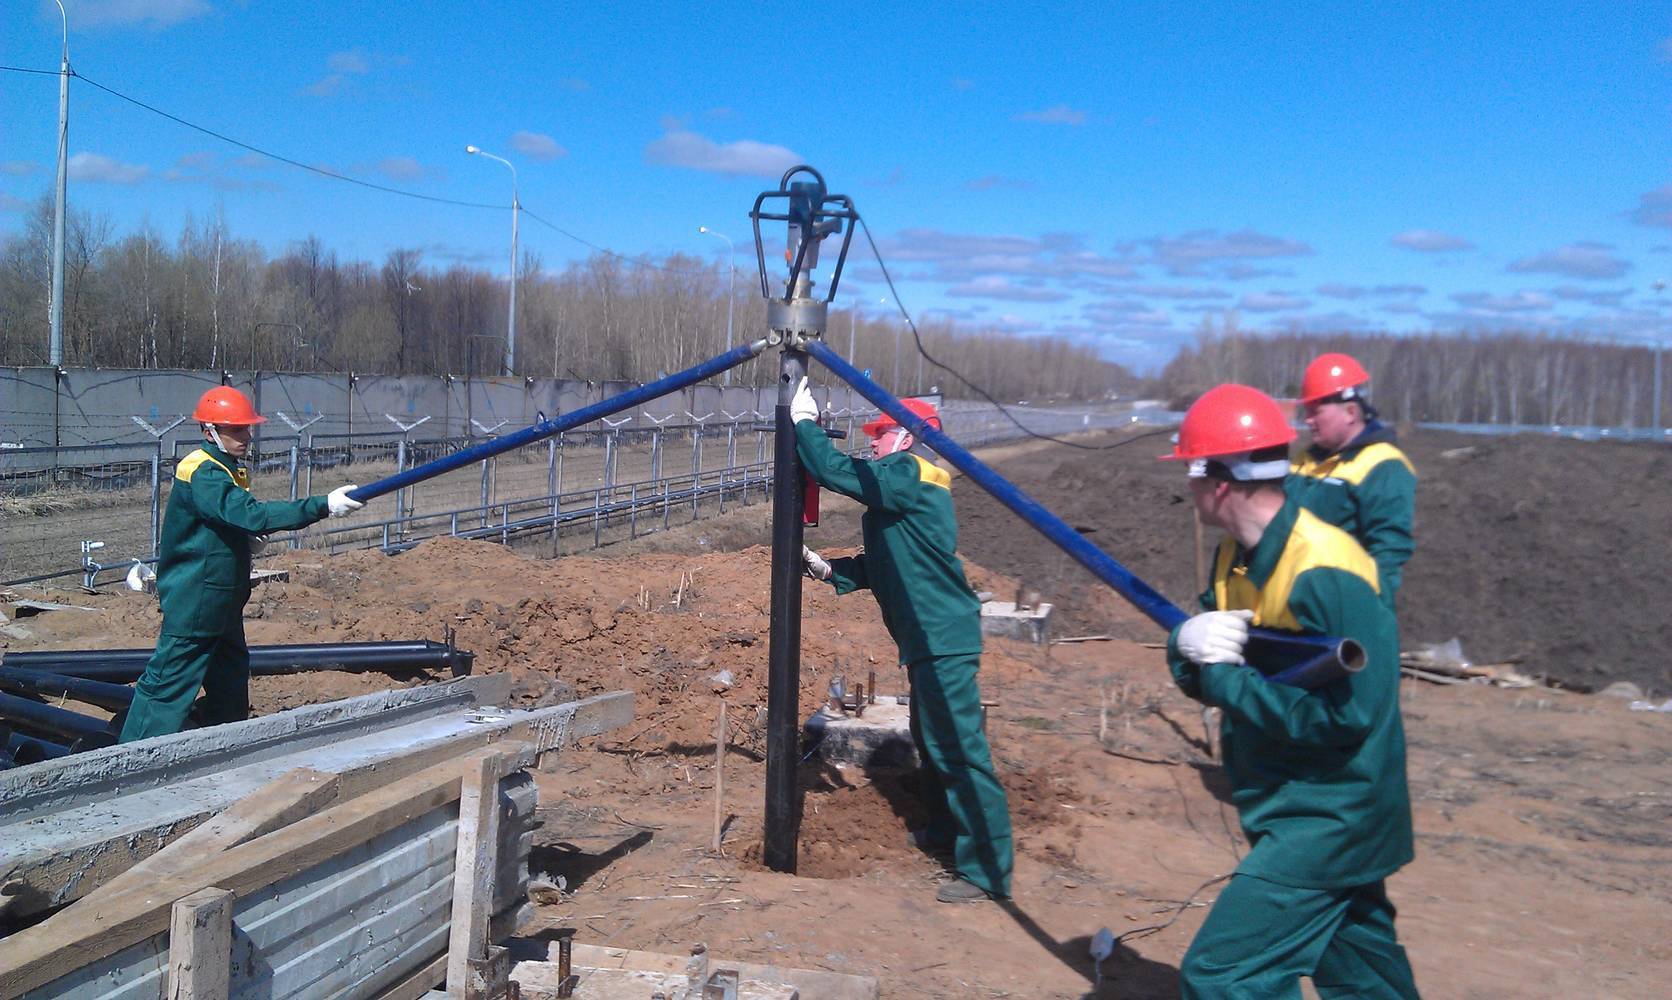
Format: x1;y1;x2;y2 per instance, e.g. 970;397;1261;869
946;428;1672;695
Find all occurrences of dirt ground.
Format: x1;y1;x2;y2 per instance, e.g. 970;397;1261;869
4;431;1670;998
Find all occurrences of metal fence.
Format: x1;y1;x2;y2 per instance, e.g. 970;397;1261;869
2;399;1143;588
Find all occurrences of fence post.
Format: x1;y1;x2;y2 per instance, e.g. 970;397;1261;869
150;442;163;558
630;484;639;539
480;456;492;529
593;487;603;548
304;433;315;497
663;479;672;530
288;444;300;501
395;436;409;542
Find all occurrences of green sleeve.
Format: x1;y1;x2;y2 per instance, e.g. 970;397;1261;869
793;421;921;513
1166;623;1204;699
188;467;330;533
1357;460;1416;597
827;554;870;594
1195;567;1384;749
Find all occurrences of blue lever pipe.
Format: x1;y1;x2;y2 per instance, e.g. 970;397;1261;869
348;339;769;503
804;340;1359;688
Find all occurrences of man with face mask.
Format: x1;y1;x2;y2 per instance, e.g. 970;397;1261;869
119;386;365;742
791;379;1012;904
1288;354;1416;607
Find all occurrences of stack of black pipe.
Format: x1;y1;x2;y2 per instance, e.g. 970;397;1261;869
0;639;474;767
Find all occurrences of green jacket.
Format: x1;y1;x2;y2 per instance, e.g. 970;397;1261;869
156;444;328;637
1167;498;1413;890
795;421;982;664
1286;420;1416;603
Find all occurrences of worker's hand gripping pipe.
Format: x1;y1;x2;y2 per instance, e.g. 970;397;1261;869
802;340;1363;689
345;339;771;504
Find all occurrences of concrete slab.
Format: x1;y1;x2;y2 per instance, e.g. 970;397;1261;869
513;962;797;999
803;697;917;769
0;681;632;919
980;599;1054;644
520;942;879;999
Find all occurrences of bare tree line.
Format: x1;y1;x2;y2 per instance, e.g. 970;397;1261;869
1160;319;1669;429
0;197;1133;402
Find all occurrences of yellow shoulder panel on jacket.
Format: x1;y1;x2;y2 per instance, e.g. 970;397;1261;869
1213;510;1379;632
911;454;952;491
174;448;251;490
1294;442;1415;485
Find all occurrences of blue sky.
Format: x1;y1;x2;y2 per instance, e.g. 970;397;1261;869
4;1;1672;371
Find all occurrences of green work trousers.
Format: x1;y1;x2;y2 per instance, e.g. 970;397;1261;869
1181;874;1420;999
907;652;1013;897
118;631;251;743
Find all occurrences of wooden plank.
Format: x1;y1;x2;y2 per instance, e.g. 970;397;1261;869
0;744;533;1000
0;689;630;920
167;887;232;1000
376;955;449;1000
446;753;512;998
89;768;340;903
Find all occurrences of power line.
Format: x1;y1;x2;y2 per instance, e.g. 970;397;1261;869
71;70;504;210
519;206;712;275
855;214;1168;451
2;64;711;274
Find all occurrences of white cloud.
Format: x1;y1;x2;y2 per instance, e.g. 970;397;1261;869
175;151;216;170
303;74;348;98
967;175;1030;191
952;77;975;91
1;160;38;176
945;276;1069;302
1316;282;1426;300
0;192;27;212
1660;36;1672;61
1238;291;1309;312
68;152;149;184
1141;229;1312;276
1450;290;1555;313
644;129;802;177
328;50;371;74
559;78;591;92
1548;285;1630;306
376;157;425;181
510;131;567;162
1507;242;1630;280
1630;185;1672;229
77;0;209;29
1013;104;1087;125
1124;284;1232;300
1391;229;1473;252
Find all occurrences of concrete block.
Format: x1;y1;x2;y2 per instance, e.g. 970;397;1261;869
803;697;916;769
980;600;1053;644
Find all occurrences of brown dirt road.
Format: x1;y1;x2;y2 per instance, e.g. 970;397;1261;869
4;429;1670;997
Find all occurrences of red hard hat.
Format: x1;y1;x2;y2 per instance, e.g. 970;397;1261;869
1299;353;1370;404
1160;384;1295;461
862;398;941;438
193;386;265;426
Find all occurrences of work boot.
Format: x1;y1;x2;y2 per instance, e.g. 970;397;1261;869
935;878;994;904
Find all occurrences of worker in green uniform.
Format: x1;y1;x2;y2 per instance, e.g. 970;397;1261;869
1287;352;1417;606
791;379;1013;904
119;387;364;743
1162;383;1419;999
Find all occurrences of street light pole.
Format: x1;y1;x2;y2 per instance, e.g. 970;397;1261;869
466;145;519;376
699;226;736;385
48;0;69;366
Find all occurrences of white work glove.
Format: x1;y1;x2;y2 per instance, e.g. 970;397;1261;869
1176;609;1255;666
125;560;157;594
327;485;364;518
802;545;832;581
248;534;269;557
790;377;820;425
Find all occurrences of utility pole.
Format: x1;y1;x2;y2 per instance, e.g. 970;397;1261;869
48;0;70;366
